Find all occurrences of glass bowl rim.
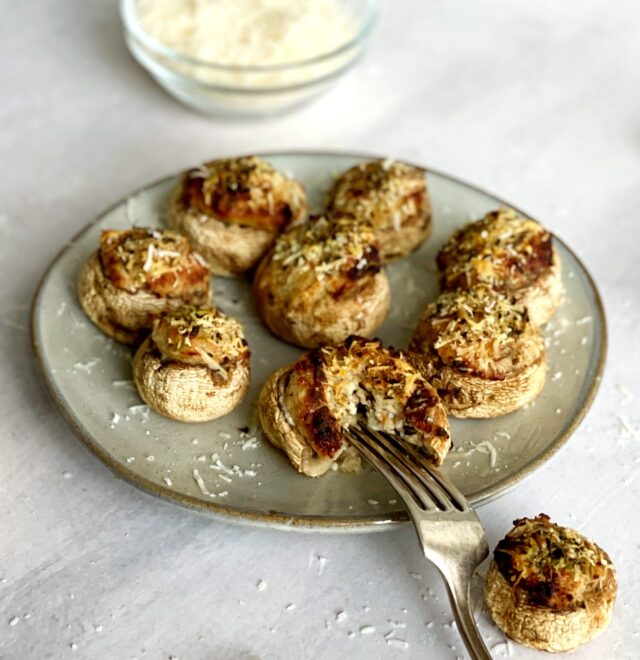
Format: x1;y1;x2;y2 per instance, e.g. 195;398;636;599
120;0;379;74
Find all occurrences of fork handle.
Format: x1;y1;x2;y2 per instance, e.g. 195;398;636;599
440;568;493;660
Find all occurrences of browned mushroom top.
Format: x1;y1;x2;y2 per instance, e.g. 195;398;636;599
99;228;210;298
181;156;306;232
284;335;450;464
493;514;617;612
411;286;544;380
437;208;554;293
151;306;249;375
267;214;382;300
328;159;427;230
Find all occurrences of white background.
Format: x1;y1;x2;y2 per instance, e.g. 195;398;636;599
1;1;639;658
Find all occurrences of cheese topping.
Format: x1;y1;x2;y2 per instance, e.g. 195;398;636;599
99;228;210;297
152;306;249;375
437;208;554;292
183;156;306;232
271;215;379;289
329;160;427;231
412;286;544;379
494;514;616;612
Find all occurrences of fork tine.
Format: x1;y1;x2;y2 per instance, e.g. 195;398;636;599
423;462;469;513
345;428;437;511
378;431;470;513
359;426;454;511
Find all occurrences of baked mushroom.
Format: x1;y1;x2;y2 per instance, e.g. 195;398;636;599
327;159;431;262
77;228;211;344
166;156;307;277
485;514;617;653
409;286;546;418
132;306;250;422
436;207;562;325
259;335;450;477
253;215;390;348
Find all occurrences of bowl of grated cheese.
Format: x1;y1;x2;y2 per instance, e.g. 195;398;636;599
120;0;378;117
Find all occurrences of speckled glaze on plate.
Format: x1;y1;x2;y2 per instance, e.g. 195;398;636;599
31;152;606;532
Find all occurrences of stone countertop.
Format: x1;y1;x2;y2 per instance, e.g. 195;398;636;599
1;1;639;658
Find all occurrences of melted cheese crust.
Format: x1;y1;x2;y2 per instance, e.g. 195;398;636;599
412;286;544;380
182;156;306;232
99;228;210;298
152;306;249;376
494;514;617;612
437;208;554;293
268;214;381;297
329;159;427;230
285;336;450;464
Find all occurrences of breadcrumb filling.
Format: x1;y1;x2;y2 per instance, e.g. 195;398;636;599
494;514;616;611
271;215;379;287
415;286;543;379
152;306;248;374
438;208;553;292
186;156;305;230
330;160;426;230
99;228;208;295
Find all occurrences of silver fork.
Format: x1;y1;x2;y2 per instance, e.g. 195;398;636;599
345;424;492;660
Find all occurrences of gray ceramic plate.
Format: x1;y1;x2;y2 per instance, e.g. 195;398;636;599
31;152;606;532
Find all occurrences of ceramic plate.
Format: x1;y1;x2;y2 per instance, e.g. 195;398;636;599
31;152;606;531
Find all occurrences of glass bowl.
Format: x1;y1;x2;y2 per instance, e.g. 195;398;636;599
120;0;378;118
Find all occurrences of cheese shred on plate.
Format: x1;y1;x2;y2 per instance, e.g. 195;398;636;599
137;0;356;67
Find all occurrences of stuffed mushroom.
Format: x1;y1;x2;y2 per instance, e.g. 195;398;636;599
77;228;211;345
132;306;250;422
259;335;450;477
485;514;617;653
410;286;546;418
253;215;390;348
166;156;307;277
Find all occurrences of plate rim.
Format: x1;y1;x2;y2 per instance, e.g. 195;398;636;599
30;149;607;531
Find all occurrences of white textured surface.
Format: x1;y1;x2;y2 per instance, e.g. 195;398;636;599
1;1;639;658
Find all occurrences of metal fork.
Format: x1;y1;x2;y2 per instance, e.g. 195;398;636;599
345;424;492;660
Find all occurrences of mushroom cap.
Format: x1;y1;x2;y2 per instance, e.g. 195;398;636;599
132;335;250;422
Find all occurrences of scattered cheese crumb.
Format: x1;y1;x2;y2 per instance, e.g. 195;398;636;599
336;611;347;623
256;580;267;591
192;468;211;496
9;616;19;626
619;416;640;441
384;631;409;650
616;384;634;402
360;625;375;635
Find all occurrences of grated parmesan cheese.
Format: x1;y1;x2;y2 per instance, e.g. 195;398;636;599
137;0;355;69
